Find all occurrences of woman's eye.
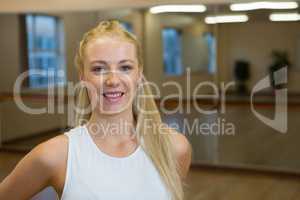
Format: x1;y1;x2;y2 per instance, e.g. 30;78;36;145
120;65;132;72
92;66;106;73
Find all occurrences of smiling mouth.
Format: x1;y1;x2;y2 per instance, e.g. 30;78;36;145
102;91;125;103
103;91;125;98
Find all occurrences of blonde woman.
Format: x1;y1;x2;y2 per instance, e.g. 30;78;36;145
0;20;192;200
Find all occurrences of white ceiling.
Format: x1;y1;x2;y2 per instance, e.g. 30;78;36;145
0;0;258;13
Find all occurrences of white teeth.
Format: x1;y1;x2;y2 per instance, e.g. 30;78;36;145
104;92;123;98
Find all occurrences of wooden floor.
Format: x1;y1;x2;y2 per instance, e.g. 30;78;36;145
185;166;300;200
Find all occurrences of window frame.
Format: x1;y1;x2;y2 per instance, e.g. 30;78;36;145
19;13;66;89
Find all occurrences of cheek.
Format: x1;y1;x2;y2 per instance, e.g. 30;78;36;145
125;78;141;104
85;76;104;91
122;75;139;92
83;79;103;105
85;83;98;106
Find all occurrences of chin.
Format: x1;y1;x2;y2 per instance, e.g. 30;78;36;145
97;103;132;115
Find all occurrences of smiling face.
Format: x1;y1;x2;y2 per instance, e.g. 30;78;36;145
82;36;141;115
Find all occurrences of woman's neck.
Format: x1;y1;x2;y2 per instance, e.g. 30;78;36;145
86;108;137;142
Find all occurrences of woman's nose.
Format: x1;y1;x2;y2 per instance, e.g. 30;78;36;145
104;71;120;87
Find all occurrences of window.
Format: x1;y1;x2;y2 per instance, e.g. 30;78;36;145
22;14;66;88
162;28;183;75
203;32;216;74
161;26;217;75
120;21;133;33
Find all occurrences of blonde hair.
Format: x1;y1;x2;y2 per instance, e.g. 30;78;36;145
74;20;184;200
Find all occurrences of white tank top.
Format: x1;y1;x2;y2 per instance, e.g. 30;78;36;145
61;125;171;200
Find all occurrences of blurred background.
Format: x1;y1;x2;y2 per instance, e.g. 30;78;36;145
0;0;300;199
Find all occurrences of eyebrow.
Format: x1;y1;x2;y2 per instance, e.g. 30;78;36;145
90;59;135;65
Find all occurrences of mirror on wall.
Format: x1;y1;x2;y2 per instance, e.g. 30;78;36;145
147;4;300;174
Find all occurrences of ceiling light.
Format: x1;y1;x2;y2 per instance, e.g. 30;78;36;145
269;12;300;21
205;15;249;24
230;1;298;11
149;5;206;14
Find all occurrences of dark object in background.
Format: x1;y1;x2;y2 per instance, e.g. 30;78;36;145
234;60;250;95
269;50;290;89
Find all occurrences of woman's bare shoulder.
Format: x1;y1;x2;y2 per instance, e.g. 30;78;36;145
167;128;192;158
38;133;68;152
34;133;69;170
163;124;192;179
30;133;69;195
0;134;68;200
